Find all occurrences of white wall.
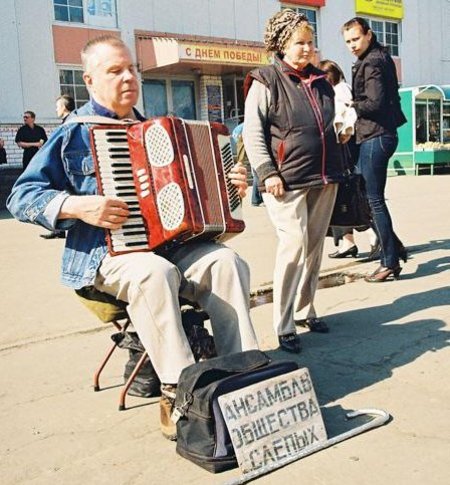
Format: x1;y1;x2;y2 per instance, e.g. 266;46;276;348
7;0;58;123
119;0;278;44
401;0;450;87
0;0;25;123
0;0;59;123
316;0;357;83
2;0;450;125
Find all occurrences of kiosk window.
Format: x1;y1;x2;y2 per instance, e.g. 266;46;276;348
415;99;442;144
443;102;450;143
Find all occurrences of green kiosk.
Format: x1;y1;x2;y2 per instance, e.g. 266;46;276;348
389;84;450;175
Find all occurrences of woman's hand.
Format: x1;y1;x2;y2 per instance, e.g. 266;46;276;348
339;133;351;144
265;175;285;197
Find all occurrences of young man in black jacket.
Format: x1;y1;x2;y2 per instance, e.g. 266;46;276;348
342;17;407;283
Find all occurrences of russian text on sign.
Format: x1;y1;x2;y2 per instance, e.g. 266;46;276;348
218;368;327;473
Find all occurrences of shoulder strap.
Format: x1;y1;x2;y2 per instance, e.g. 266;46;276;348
65;115;139;125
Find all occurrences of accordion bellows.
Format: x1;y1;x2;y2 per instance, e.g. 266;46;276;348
90;117;245;255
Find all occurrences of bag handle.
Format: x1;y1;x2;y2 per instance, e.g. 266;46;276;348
341;143;354;175
180;350;270;397
173;350;270;421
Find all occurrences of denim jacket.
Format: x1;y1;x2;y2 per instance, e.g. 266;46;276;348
7;100;144;289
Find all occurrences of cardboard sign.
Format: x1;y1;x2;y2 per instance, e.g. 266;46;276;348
218;368;327;473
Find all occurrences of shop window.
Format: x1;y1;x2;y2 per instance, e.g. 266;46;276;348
281;5;319;48
143;79;196;120
415;100;441;144
143;80;168;118
363;18;400;57
443;102;450;143
53;0;118;28
59;69;89;108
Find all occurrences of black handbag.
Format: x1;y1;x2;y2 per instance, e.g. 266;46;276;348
330;173;371;228
330;143;371;228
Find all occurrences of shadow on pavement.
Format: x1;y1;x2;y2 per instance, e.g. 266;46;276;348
0;209;13;220
266;286;450;407
403;255;450;279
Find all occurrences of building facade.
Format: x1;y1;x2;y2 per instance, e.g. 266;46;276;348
0;0;449;173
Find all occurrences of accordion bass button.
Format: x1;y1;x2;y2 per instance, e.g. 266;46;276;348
140;182;150;191
140;189;150;198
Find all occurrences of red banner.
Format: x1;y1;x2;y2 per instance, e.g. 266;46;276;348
280;0;325;6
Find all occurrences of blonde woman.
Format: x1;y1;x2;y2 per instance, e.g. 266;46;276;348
243;10;344;353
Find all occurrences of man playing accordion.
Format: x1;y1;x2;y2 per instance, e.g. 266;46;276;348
7;35;259;441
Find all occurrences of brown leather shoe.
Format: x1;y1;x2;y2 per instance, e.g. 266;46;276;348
160;384;177;441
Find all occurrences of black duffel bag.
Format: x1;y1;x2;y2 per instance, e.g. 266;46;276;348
174;350;298;473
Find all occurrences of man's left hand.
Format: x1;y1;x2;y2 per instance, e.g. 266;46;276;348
228;163;248;198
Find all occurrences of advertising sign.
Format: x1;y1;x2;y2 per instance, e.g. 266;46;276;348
355;0;404;19
179;43;270;66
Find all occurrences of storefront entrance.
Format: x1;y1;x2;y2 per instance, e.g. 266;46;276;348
222;75;245;132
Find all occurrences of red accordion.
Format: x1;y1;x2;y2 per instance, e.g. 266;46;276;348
90;117;245;255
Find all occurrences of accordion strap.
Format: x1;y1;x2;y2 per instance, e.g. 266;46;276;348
65;115;139;125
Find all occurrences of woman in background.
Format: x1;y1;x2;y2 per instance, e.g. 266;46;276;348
318;59;380;261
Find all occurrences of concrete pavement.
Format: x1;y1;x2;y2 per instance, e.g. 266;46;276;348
0;175;449;484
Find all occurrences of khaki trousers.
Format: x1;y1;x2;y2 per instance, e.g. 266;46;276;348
94;242;258;383
263;184;338;336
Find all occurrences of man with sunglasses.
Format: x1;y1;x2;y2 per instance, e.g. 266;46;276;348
15;111;48;170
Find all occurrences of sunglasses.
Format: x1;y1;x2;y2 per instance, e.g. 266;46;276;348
23;115;31;119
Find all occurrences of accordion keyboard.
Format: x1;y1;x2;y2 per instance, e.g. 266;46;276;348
92;129;150;252
217;135;241;213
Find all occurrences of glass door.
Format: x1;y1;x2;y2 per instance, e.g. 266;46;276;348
171;80;196;119
143;80;168;117
222;75;245;133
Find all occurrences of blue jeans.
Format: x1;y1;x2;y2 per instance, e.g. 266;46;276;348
251;169;264;206
356;133;403;268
